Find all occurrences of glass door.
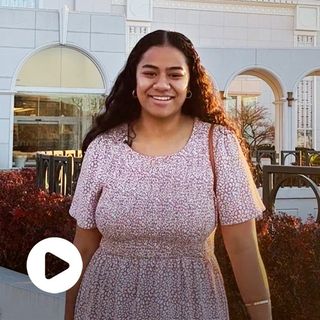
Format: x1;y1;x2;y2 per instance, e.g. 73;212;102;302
14;120;59;152
13;93;104;162
14;118;80;153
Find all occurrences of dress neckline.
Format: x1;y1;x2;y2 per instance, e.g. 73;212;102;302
122;117;199;159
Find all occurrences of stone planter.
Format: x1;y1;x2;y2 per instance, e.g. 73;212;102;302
14;155;27;168
0;267;65;320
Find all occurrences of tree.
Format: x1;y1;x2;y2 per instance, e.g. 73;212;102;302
229;102;275;151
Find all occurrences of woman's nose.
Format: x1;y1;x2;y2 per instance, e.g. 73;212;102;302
153;75;171;90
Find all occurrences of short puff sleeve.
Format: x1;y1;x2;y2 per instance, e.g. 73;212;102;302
213;126;265;225
69;137;103;229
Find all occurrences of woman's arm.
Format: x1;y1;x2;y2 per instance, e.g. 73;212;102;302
64;226;102;320
221;218;272;320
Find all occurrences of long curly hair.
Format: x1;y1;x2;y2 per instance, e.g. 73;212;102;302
82;30;249;162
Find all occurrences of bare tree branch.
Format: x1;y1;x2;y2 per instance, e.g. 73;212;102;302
229;102;275;151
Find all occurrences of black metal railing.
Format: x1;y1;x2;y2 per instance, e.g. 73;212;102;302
255;149;320;167
262;165;320;223
36;150;320;217
280;150;302;166
36;152;82;196
256;150;278;165
253;149;320;187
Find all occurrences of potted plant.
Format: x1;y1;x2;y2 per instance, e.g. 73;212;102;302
14;154;28;167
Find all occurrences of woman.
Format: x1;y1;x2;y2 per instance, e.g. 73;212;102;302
65;30;272;320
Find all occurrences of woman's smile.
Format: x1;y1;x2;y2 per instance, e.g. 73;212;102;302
149;95;174;101
148;94;175;106
136;45;190;119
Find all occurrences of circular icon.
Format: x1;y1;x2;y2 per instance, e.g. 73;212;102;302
27;237;83;294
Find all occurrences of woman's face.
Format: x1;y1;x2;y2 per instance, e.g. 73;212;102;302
135;45;190;120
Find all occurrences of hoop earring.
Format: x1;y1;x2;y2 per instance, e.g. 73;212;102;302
186;90;192;99
132;90;137;98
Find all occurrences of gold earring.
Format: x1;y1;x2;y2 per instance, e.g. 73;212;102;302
186;90;192;99
132;90;137;98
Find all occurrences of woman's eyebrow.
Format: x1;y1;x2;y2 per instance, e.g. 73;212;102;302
141;64;184;71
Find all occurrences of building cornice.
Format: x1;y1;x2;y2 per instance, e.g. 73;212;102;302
113;0;320;8
154;0;294;15
155;0;297;6
0;90;16;95
113;0;295;15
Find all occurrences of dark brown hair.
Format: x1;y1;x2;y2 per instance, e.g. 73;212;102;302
82;30;247;160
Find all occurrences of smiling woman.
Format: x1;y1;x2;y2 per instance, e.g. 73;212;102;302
65;30;272;320
135;46;190;120
129;45;194;156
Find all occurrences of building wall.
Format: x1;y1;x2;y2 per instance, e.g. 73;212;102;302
0;5;127;168
1;0;320;169
152;5;295;48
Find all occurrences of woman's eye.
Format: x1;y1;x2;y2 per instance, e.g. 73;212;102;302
143;72;156;77
170;74;183;78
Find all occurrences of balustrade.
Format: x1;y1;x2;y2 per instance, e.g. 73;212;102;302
35;150;320;206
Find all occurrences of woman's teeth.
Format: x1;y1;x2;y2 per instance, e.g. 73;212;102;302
152;96;172;101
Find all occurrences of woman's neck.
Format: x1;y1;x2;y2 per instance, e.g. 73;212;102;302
132;114;193;141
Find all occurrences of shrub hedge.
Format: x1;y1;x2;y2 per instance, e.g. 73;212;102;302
0;169;319;319
215;212;320;319
0;168;75;277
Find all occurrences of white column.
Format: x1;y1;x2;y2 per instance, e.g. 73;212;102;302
286;103;293;150
0;92;15;169
273;100;283;152
282;99;289;151
281;92;295;151
274;102;285;152
291;98;298;150
312;76;317;149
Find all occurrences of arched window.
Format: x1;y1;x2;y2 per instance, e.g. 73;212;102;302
14;46;105;164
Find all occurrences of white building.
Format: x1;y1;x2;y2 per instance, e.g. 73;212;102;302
1;0;320;169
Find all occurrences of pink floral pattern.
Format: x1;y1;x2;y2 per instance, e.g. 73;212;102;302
69;118;265;319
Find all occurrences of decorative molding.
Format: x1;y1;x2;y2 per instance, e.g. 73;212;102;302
113;0;295;15
0;0;36;8
112;0;125;4
59;5;69;45
113;0;297;3
294;31;317;46
0;90;16;95
15;86;105;94
295;5;319;31
237;0;297;4
126;0;153;21
154;0;294;15
126;21;151;54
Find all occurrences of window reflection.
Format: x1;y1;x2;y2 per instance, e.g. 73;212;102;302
13;94;105;162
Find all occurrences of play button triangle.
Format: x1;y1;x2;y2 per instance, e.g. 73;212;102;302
45;252;70;279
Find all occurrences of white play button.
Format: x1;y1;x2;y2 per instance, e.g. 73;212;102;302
26;237;83;294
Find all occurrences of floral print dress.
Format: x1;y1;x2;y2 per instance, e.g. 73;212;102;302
69;118;265;320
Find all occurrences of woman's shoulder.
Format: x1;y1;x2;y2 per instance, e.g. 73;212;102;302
197;119;234;138
196;120;239;157
87;123;127;152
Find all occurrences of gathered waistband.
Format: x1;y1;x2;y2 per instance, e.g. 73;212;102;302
99;239;212;259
